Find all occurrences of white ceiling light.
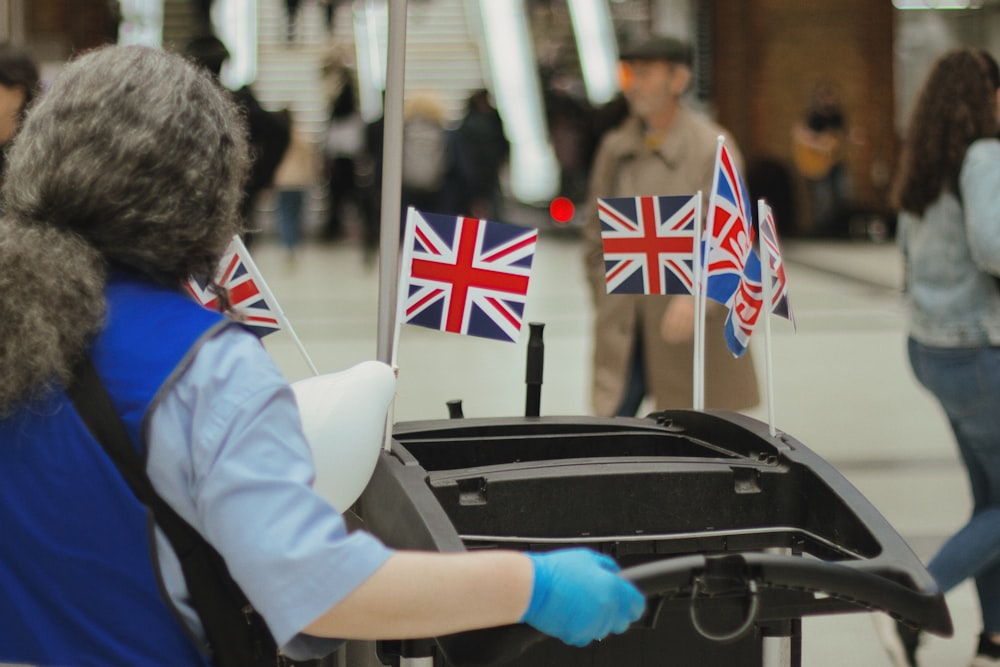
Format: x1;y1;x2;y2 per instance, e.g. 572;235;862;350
567;0;620;105
892;0;983;9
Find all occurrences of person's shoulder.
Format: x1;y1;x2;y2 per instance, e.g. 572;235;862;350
675;107;739;161
960;138;1000;187
965;137;1000;163
678;105;727;139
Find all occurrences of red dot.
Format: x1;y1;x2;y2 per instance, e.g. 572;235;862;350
549;197;575;224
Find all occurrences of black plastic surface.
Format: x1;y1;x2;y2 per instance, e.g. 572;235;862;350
349;410;951;667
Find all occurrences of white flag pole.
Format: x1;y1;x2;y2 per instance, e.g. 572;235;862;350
698;136;725;410
230;235;319;376
391;207;419;370
382;207;419;452
692;191;704;410
758;200;777;437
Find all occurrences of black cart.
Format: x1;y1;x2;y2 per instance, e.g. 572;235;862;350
359;4;951;656
341;405;951;667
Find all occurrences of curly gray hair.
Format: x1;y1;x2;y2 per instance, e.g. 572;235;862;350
0;44;250;415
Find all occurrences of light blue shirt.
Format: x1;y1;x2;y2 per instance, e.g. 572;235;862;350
900;138;1000;347
146;326;394;659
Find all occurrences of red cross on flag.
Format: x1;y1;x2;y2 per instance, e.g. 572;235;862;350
598;194;699;295
398;208;537;343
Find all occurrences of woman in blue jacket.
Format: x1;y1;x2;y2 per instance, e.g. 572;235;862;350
878;48;1000;667
0;45;642;667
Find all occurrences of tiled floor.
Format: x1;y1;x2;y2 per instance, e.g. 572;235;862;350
251;226;981;667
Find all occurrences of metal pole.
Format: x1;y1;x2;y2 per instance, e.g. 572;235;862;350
762;547;794;667
762;636;792;667
399;659;434;667
376;0;408;363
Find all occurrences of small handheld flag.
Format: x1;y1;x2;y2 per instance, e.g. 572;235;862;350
187;237;281;338
759;202;796;327
721;201;796;357
723;250;763;357
598;194;699;295
187;235;318;374
399;209;537;344
757;199;796;437
704;137;755;307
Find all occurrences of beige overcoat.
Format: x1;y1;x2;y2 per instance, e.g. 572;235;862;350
583;109;760;416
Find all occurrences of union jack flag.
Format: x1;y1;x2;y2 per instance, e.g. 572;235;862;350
186;236;283;338
759;202;795;327
402;210;537;343
705;140;754;307
598;194;699;295
723;250;763;357
723;202;796;357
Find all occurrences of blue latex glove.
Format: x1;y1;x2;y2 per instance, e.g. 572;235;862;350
520;548;645;647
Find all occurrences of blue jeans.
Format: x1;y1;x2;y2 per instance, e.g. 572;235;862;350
276;189;306;252
908;338;1000;632
809;161;850;236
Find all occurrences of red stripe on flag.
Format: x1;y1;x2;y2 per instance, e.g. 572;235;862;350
410;218;529;334
480;232;535;263
415;225;441;255
598;200;639;232
186;282;218;311
605;259;634;285
406;287;444;318
485;296;519;329
219;254;241;286
664;260;693;289
226;277;260;306
244;315;281;327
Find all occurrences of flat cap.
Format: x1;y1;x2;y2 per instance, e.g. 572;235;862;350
619;36;693;66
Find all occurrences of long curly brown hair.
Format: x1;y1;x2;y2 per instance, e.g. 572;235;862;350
892;48;1000;216
0;45;250;415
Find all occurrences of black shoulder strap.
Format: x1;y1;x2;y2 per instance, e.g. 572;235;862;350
66;355;199;554
66;354;283;667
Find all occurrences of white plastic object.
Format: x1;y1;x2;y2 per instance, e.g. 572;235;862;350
291;361;396;512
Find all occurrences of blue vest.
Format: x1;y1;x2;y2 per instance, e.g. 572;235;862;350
0;271;234;666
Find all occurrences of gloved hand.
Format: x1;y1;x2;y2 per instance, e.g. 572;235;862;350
520;548;645;647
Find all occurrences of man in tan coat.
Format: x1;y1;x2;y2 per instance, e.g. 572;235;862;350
583;35;759;417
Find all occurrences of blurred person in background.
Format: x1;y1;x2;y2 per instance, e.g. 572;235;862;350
582;35;758;418
792;79;853;237
321;80;367;243
454;88;508;220
0;45;39;188
283;0;301;43
273;107;318;264
876;48;1000;667
184;34;290;247
542;72;594;206
400;91;452;224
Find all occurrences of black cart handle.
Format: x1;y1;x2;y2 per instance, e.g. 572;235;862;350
434;552;952;667
624;552;951;634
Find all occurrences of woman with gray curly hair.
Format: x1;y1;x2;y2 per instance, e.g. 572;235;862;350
0;45;643;667
0;45;249;412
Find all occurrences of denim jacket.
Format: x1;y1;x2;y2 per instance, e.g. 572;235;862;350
900;138;1000;347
